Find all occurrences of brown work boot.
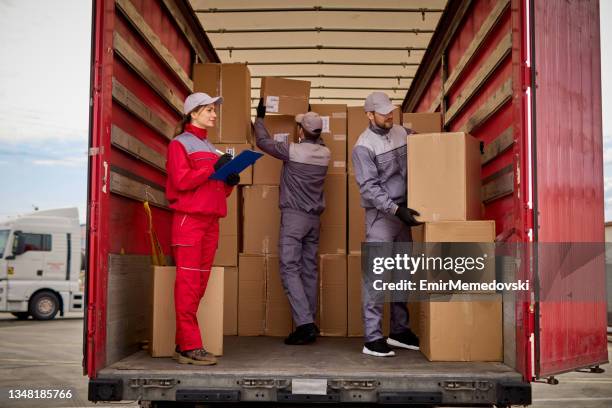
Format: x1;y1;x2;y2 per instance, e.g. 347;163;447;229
176;347;217;366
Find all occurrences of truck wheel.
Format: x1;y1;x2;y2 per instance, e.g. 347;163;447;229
29;291;60;320
11;312;29;320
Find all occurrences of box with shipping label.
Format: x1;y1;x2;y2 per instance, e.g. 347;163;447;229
216;144;253;185
320;174;347;254
253;115;297;185
193;63;252;143
242;185;280;254
264;255;293;336
407;132;481;221
213;189;239;266
238;254;266;335
151;266;224;357
402;112;443;134
419;293;503;361
319;254;347;336
223;266;238;335
261;77;311;115
311;104;347;174
411;220;496;292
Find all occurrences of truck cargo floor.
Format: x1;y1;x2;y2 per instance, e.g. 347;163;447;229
102;336;521;380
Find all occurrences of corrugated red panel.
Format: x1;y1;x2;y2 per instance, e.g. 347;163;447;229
533;0;608;377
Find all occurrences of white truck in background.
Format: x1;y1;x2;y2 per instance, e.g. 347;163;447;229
0;207;84;320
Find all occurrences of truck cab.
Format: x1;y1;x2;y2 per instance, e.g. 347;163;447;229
0;208;84;320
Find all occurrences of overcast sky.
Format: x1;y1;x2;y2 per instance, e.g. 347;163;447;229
0;0;610;225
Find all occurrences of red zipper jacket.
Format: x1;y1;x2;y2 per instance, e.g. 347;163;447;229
166;124;233;216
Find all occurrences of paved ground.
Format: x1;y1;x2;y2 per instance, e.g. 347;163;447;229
0;313;610;407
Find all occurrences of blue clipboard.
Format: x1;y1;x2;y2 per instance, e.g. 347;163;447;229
210;150;264;181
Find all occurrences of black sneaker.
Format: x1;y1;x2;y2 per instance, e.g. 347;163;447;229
314;324;320;336
284;323;316;345
387;330;420;351
362;338;395;357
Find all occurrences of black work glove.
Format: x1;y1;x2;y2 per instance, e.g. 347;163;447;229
395;206;424;227
256;98;266;119
214;153;232;171
225;173;240;186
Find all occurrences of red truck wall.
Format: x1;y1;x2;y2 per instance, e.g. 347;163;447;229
532;0;608;377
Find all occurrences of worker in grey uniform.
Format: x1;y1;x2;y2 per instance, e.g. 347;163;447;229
352;92;423;357
254;99;331;345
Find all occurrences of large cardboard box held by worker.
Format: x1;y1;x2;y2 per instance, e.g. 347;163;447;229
193;63;251;143
311;104;347;174
347;253;395;337
242;185;280;254
253;115;297;185
261;77;310;115
216;144;253;185
408;132;481;222
213;189;239;266
411;221;496;291
319;254;347;336
320;174;347;254
238;254;266;335
151;266;224;357
419;293;503;362
265;255;293;336
402;112;443;133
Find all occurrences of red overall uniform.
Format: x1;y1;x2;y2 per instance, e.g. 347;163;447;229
166;123;233;352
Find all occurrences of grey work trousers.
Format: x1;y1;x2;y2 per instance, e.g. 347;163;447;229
363;208;411;342
278;208;321;327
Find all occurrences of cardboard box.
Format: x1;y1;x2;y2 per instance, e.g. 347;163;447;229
193;64;221;142
319;254;347;336
348;107;368;174
407;132;481;221
151;266;224;357
216;144;253;185
320;174;347;254
253;115;297;185
347;253;391;337
311;104;347;174
223;267;238;335
214;189;239;266
238;254;266;335
193;63;251;143
242;185;280;254
419;293;503;361
348;175;365;253
265;255;293;336
261;77;311;115
402;112;443;133
411;221;496;291
347;106;401;174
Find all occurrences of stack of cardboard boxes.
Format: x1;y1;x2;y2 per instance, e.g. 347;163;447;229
406;120;502;362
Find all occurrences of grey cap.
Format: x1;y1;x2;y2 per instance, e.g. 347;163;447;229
183;92;223;114
364;92;397;115
295;112;323;134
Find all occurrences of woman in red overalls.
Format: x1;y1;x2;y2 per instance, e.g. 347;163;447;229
166;92;240;365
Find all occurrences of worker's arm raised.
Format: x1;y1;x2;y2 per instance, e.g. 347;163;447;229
253;102;290;161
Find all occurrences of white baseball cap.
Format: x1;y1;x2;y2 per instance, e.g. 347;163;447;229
364;92;397;115
295;112;323;134
183;92;223;114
